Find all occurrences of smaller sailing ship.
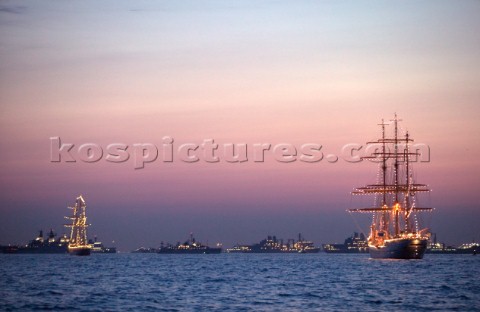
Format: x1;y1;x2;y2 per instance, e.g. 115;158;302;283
349;115;434;259
65;195;91;256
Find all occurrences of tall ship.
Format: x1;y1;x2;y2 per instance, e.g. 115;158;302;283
349;115;434;259
65;195;92;256
158;233;222;254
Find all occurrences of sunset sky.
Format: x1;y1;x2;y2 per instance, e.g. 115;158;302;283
1;1;479;251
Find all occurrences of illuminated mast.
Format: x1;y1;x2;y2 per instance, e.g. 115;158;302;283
348;115;433;259
65;195;91;256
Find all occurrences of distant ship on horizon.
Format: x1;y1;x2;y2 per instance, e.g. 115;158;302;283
157;233;222;254
89;236;117;254
227;234;320;253
348;115;434;259
1;229;69;254
323;232;369;253
427;234;478;255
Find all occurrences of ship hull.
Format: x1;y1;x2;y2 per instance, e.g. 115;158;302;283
323;249;369;254
91;248;117;254
158;248;222;254
15;246;68;254
68;246;91;256
369;238;427;259
299;248;321;253
426;248;478;254
231;249;321;253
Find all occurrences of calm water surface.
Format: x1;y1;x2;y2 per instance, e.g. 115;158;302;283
1;253;479;311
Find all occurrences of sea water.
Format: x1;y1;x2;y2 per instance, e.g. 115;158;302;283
1;253;479;311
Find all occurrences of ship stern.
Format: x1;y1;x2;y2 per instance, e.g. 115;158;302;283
369;238;428;259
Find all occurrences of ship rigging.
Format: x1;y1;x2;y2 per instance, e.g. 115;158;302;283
65;195;91;256
349;114;434;259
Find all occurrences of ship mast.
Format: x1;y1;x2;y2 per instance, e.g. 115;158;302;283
65;195;89;247
379;119;388;235
381;119;387;207
348;114;433;241
404;131;411;232
392;113;401;236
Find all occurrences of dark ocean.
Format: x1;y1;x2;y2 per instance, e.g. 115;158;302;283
1;253;479;311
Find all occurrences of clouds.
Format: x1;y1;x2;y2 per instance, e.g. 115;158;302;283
0;5;26;15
